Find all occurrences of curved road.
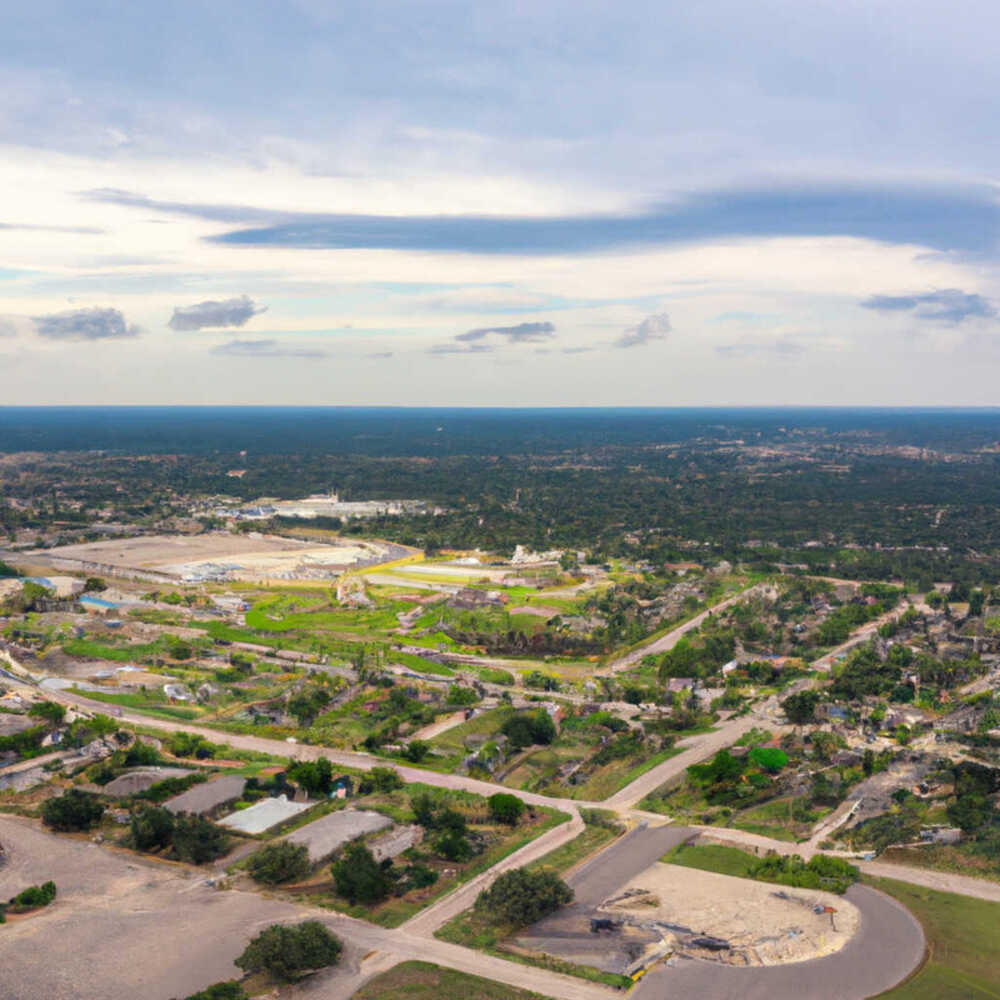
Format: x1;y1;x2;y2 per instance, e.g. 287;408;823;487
634;883;924;1000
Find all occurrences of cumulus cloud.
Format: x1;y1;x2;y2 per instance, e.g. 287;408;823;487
32;307;140;340
456;321;555;343
169;295;267;331
861;289;996;323
616;312;671;348
211;338;326;359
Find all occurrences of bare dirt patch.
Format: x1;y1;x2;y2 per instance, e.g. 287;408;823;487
602;862;859;967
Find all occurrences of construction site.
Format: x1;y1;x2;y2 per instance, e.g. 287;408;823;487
30;532;411;584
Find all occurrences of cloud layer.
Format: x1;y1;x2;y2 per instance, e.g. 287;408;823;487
169;295;266;331
456;321;555;343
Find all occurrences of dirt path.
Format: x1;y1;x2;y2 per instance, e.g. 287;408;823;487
602;584;768;675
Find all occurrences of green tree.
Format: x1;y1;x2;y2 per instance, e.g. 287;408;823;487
782;690;820;724
475;868;573;928
171;814;229;864
83;577;106;593
131;805;176;851
247;841;311;885
488;792;526;825
42;789;105;832
28;700;66;726
235;921;342;982
331;844;395;904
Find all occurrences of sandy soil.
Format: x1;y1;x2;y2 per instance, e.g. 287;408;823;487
604;863;859;966
33;532;390;581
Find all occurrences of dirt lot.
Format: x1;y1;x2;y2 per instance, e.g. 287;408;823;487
34;532;392;582
164;774;245;814
604;862;859;966
284;808;392;862
0;815;310;1000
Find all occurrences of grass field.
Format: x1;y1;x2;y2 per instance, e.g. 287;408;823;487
660;841;757;877
870;878;1000;999
351;961;551;1000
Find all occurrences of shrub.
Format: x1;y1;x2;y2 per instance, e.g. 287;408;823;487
42;789;105;832
247;841;311;885
183;983;247;1000
131;805;176;851
358;766;403;794
403;740;430;763
235;921;342;982
475;868;573;928
171;814;229;864
501;709;556;749
331;844;395;904
401;863;438;890
10;881;56;910
488;793;526;825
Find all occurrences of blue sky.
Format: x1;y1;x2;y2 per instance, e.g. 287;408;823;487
2;1;1000;404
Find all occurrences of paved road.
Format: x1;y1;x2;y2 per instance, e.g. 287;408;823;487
633;883;925;1000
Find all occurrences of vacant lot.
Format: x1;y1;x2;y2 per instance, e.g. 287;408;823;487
0;815;303;1000
37;532;391;581
285;808;392;862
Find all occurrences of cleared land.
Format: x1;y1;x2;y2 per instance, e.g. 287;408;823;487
603;862;859;966
164;774;245;814
284;808;392;861
34;532;393;582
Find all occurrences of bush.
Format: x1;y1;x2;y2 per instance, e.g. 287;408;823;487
488;792;526;825
131;805;176;851
42;789;105;832
28;700;66;726
401;863;438;890
183;982;247;1000
171;814;229;864
247;841;311;885
235;920;342;982
403;740;430;763
331;844;395;904
749;852;859;894
476;868;572;928
10;881;56;910
358;766;403;794
501;709;556;749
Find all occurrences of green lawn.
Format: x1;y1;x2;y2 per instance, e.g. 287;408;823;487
870;878;1000;999
351;961;552;1000
660;841;757;877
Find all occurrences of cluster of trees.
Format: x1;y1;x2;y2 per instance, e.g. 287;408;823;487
247;841;311;885
331;842;437;904
658;632;736;681
474;868;573;928
42;789;106;832
130;805;229;863
500;709;556;750
410;792;478;861
686;746;789;806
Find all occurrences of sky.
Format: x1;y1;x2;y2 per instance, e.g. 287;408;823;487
2;0;1000;406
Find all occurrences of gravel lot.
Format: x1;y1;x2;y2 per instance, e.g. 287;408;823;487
284;808;392;862
164;775;245;815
